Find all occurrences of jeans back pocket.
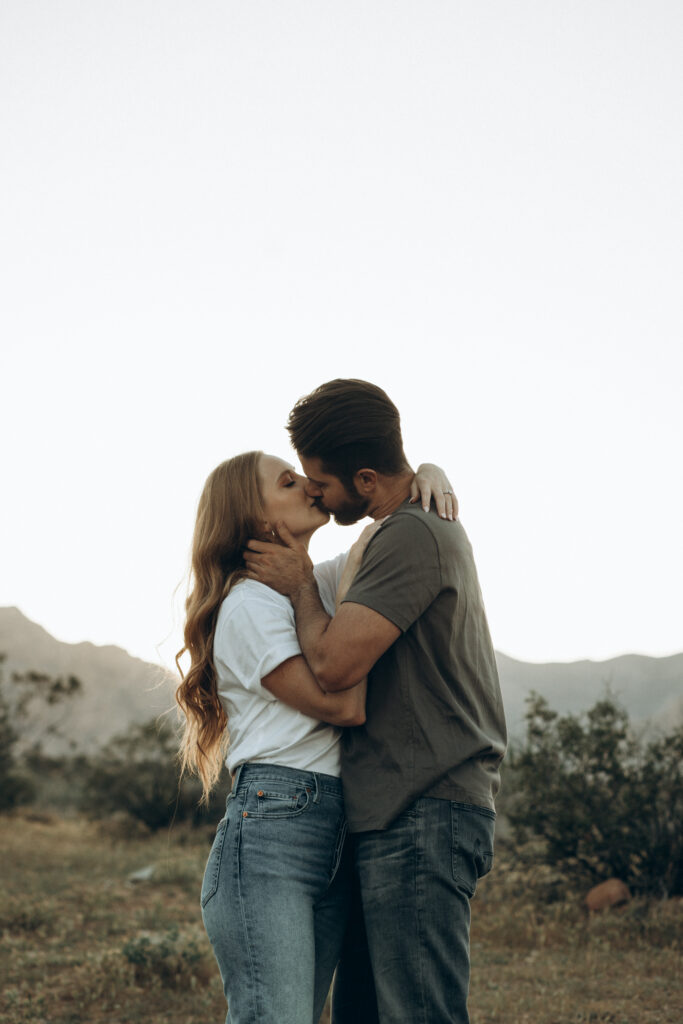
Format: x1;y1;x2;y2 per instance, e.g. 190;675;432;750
451;802;495;898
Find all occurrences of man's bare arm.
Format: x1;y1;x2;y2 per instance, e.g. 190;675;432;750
244;521;400;692
296;592;400;692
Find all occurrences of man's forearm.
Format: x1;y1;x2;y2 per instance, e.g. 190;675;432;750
290;580;358;692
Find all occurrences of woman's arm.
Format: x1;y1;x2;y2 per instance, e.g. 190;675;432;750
262;655;366;727
335;519;387;609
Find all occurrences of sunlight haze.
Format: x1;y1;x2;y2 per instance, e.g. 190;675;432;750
1;1;681;671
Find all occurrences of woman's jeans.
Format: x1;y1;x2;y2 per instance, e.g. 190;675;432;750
354;797;496;1024
201;762;353;1024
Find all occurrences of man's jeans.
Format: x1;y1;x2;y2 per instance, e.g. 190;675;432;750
201;763;352;1024
354;797;496;1024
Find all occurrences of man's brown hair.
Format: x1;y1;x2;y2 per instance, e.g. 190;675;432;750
286;379;409;489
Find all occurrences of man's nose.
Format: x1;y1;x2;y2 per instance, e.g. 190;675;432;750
304;479;322;498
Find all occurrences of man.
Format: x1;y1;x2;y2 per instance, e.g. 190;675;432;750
245;379;507;1024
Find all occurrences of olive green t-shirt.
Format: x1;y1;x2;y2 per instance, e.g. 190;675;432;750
341;502;507;832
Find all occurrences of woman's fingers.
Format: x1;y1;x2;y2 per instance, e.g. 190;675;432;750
430;484;458;521
433;486;447;520
411;464;457;518
409;481;459;519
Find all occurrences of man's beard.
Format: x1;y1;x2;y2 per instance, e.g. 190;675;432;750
314;490;371;526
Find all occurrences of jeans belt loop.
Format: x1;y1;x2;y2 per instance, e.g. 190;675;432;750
229;763;244;799
312;773;321;804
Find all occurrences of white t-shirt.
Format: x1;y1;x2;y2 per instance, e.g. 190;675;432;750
214;551;348;776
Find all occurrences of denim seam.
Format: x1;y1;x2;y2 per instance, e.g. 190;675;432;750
328;815;348;884
415;802;428;1024
234;780;341;797
450;800;496;819
245;780;313;820
451;804;475;895
234;765;342;796
200;817;228;909
235;786;261;1022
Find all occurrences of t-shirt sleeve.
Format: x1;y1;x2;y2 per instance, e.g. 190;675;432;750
214;594;302;698
342;514;441;632
313;551;350;615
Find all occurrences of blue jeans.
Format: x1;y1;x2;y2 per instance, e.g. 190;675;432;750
354;797;496;1024
201;763;352;1024
331;840;379;1022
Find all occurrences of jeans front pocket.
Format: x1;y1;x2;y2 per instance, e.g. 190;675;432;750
247;779;312;819
201;817;229;909
451;802;495;898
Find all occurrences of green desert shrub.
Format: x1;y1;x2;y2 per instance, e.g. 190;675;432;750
0;654;83;811
122;926;212;990
79;718;229;830
0;694;35;810
505;693;683;898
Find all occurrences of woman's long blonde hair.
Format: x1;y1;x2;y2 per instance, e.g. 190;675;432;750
176;451;266;802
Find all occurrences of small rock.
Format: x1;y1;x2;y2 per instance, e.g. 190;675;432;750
585;877;630;911
128;864;156;883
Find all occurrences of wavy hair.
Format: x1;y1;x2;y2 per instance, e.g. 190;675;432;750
176;451;265;802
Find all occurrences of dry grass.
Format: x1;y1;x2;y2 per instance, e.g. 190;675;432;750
469;843;682;1023
0;812;219;1024
0;814;680;1024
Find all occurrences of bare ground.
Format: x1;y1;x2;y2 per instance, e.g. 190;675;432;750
0;812;680;1024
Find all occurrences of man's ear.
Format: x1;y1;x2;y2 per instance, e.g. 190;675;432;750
353;468;378;494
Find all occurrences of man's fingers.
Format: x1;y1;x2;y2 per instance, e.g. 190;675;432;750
273;521;296;547
245;538;273;553
243;549;269;567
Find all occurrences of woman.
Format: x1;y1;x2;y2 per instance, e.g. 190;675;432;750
176;451;453;1024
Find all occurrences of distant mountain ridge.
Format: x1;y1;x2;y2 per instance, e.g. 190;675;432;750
0;606;680;753
495;649;683;735
0;606;175;753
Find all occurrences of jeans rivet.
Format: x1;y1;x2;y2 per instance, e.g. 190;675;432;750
243;811;248;818
306;787;311;793
257;790;264;797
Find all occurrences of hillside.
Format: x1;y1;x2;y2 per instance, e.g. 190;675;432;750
0;607;176;753
496;649;683;736
0;606;680;752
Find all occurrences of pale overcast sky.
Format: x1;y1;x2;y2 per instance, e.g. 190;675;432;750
2;1;681;671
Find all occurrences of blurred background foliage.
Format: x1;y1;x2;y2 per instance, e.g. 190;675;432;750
1;653;681;897
501;693;683;897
